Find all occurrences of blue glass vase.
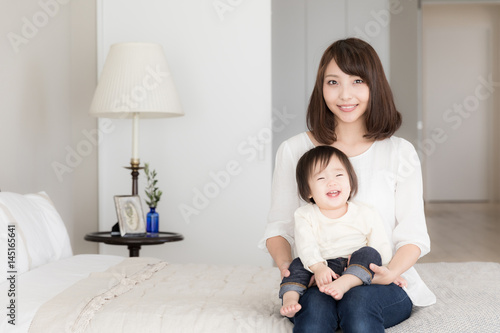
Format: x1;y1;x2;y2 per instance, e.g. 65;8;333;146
147;207;159;233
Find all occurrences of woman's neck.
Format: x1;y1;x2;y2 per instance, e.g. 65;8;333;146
307;118;374;157
332;121;373;157
335;121;365;143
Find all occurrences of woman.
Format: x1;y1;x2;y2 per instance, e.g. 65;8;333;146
259;38;436;332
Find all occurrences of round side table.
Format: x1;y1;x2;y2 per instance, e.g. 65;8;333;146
84;231;183;257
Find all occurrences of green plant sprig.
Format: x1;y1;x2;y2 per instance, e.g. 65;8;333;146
144;163;163;208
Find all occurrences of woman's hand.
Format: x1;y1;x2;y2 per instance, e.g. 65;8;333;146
266;236;293;280
370;263;406;287
393;275;408;288
370;244;420;287
279;262;291;280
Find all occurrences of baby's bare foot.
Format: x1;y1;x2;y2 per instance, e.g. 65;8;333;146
280;302;302;318
320;274;362;300
321;280;347;300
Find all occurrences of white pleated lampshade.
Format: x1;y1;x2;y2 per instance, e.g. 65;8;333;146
89;43;184;119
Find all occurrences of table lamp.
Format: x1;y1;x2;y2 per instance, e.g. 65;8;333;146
89;42;184;195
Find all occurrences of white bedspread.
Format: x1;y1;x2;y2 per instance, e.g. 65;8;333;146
28;257;292;333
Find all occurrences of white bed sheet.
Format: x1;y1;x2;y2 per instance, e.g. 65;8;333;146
1;254;124;333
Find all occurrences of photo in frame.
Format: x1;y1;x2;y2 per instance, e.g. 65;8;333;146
114;195;146;236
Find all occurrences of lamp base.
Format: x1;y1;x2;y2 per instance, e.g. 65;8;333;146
124;159;144;195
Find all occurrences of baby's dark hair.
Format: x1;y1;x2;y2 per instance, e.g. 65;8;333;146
296;146;358;203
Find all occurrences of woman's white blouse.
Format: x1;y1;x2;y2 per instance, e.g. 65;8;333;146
259;132;436;306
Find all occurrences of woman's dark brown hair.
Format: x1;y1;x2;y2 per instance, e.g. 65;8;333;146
307;38;402;145
296;146;358;203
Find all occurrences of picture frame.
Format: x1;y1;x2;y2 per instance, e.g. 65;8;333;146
114;195;146;237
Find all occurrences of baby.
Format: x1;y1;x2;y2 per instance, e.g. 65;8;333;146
279;145;406;317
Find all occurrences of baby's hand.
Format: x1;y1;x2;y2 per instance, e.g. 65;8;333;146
310;263;339;287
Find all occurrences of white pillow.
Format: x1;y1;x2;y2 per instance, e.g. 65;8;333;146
0;192;72;274
0;206;30;275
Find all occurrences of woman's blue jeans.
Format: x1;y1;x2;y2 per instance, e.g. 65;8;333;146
290;283;412;332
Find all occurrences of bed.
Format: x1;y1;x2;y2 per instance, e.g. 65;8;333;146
1;191;500;332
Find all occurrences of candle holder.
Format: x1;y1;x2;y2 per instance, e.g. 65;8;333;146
125;159;144;195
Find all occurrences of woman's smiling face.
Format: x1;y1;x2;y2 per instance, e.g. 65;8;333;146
322;59;370;126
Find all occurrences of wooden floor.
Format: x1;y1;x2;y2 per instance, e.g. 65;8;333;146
418;202;500;263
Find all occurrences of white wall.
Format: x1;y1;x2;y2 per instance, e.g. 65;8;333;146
96;0;273;266
0;0;99;254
